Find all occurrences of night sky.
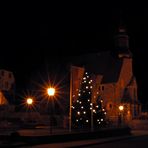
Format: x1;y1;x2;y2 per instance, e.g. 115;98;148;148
1;4;148;103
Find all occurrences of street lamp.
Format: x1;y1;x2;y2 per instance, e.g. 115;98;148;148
26;98;33;105
26;97;33;122
47;87;55;134
119;105;124;111
47;88;55;96
118;105;124;127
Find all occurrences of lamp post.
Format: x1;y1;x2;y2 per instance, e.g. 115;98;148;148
26;97;33;121
47;87;55;134
118;105;124;127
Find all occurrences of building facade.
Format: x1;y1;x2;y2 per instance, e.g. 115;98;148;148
71;27;141;125
0;69;15;105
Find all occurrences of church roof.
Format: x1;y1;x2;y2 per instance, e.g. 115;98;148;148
72;51;123;84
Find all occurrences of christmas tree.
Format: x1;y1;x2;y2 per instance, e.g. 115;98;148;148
93;95;107;128
71;70;107;130
72;71;92;129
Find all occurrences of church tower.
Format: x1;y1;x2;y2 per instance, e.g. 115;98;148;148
114;25;132;58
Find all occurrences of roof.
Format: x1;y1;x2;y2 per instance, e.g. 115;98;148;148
72;51;123;84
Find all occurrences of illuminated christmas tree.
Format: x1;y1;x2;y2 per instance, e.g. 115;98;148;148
93;95;107;128
72;71;92;129
71;71;107;130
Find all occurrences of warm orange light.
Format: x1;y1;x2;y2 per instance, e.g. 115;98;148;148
119;105;124;111
26;98;33;105
47;88;55;96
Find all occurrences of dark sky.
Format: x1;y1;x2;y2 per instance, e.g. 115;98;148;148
1;4;148;103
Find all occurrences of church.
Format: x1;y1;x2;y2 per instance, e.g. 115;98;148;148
71;26;141;125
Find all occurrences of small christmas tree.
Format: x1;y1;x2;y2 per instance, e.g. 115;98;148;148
93;95;107;128
72;71;92;129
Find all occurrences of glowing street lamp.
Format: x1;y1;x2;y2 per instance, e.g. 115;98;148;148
118;105;124;127
26;97;34;121
26;98;33;105
47;87;55;134
47;88;55;96
119;105;124;111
